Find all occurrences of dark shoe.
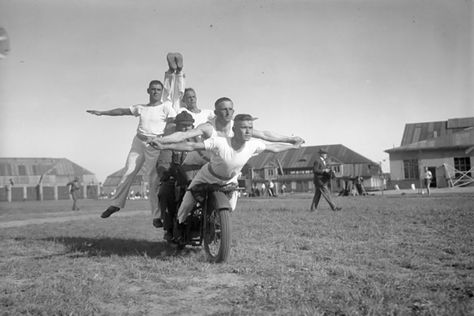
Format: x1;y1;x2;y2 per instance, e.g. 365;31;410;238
333;207;342;212
163;231;173;242
101;206;120;218
153;218;164;228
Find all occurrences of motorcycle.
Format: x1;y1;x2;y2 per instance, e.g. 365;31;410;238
163;181;233;263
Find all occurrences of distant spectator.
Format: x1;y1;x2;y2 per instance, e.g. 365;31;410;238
268;180;275;197
281;183;287;195
310;149;341;212
67;178;81;211
422;167;432;196
354;176;367;196
260;182;266;197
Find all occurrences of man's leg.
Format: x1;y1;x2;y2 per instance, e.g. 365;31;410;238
74;193;79;210
177;191;196;224
144;146;161;223
102;137;145;218
152;150;172;227
159;181;176;240
319;184;341;211
71;194;77;210
310;188;322;211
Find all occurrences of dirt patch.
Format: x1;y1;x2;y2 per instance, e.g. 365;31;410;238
142;272;245;315
0;210;148;228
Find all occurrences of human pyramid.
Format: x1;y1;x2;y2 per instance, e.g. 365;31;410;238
87;52;305;242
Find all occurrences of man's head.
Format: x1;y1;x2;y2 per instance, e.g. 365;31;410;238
182;88;197;110
319;149;328;159
174;111;195;132
147;80;164;102
214;97;234;123
233;114;257;142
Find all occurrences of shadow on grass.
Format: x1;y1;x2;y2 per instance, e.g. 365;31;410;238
41;236;201;260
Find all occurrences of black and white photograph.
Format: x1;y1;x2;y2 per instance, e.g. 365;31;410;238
0;0;473;314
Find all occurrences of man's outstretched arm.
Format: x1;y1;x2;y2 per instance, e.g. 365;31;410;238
86;108;132;116
151;123;213;144
252;129;305;146
148;140;205;152
264;143;301;153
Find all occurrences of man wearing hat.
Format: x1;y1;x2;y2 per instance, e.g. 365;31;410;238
156;111;196;238
310;149;341;212
149;111;301;225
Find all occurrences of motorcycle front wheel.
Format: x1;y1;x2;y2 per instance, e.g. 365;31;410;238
204;208;231;263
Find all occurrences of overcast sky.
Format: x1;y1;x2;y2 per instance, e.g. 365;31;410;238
0;0;472;182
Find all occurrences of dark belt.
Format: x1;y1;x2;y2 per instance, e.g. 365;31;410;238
136;134;162;142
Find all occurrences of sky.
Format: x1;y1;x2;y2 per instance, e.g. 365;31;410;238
0;0;473;183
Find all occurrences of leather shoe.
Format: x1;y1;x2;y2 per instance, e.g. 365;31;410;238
153;218;164;228
333;207;342;211
163;231;173;242
101;206;120;218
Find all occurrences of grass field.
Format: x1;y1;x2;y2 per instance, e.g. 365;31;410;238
1;190;473;315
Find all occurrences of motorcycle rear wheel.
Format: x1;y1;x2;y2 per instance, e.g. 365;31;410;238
204;208;231;263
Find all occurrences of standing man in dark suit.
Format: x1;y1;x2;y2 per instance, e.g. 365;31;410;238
310;149;341;212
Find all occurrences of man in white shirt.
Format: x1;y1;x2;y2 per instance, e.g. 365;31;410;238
151;97;304;180
422;166;433;196
179;88;215;126
87;56;182;219
149;113;300;224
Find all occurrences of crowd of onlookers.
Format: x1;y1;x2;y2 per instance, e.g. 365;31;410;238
249;180;287;197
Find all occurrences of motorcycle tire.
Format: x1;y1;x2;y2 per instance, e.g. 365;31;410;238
204;208;231;263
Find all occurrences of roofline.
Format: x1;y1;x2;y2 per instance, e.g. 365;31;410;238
385;145;473;153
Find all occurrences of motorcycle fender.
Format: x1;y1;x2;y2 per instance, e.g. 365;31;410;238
208;191;231;211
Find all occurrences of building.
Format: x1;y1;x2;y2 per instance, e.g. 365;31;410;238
385;117;474;189
0;157;99;202
243;144;383;194
102;167;148;198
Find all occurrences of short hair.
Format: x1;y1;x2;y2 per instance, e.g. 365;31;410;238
148;80;163;89
184;88;196;95
214;97;233;108
234;114;257;122
174;111;195;125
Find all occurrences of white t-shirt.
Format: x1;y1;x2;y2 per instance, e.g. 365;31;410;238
189;137;266;186
182;117;233;166
179;108;215;126
130;102;176;137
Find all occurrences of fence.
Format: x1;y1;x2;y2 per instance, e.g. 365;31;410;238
0;184;100;202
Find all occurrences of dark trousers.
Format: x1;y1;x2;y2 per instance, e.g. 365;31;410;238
311;183;336;211
158;181;178;232
70;192;79;210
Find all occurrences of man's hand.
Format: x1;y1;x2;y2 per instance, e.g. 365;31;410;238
147;138;164;150
86;110;102;116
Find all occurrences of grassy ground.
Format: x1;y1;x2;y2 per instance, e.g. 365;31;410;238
0;191;473;315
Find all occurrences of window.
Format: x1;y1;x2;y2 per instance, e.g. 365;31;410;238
18;165;27;176
268;169;274;176
403;159;419;179
0;163;12;176
454;157;471;178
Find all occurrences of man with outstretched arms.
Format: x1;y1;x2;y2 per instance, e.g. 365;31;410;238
87;53;184;220
149;113;301;224
150;97;305;181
